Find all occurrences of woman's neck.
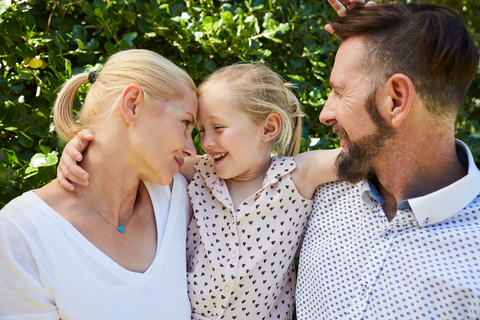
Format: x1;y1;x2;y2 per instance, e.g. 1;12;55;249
75;137;141;224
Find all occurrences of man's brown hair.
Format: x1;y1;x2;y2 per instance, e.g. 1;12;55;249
327;4;479;118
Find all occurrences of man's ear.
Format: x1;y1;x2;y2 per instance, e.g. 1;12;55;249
119;84;144;125
377;73;415;127
261;112;281;142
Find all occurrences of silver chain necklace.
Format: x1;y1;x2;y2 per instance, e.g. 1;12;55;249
76;184;135;233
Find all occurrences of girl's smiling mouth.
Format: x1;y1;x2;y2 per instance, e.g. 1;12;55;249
212;152;228;163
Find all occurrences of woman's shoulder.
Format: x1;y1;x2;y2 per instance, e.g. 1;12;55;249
0;191;45;224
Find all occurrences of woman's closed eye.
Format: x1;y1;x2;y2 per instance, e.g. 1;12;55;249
182;120;193;129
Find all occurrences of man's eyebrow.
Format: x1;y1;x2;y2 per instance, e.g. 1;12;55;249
329;82;345;91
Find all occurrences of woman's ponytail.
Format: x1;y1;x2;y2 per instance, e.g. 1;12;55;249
53;73;89;141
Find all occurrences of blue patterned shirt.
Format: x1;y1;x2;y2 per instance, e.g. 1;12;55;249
297;140;480;319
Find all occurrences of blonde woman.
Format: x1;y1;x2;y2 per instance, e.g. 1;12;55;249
0;50;197;319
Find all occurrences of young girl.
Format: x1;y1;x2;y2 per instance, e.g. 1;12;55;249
58;64;340;320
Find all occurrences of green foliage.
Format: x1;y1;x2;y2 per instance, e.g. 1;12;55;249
1;0;479;207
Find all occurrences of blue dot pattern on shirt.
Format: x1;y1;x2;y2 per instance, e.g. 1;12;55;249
296;180;480;320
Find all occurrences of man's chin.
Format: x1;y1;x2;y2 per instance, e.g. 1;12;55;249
335;149;374;184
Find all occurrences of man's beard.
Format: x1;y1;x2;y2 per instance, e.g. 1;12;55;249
334;91;397;183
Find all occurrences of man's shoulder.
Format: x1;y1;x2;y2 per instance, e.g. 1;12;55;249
313;180;364;201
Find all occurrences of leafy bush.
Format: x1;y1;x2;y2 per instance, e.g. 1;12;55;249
1;0;479;208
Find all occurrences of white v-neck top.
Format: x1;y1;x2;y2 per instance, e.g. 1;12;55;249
0;174;191;320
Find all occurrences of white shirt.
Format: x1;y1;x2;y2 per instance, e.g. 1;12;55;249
0;174;191;320
297;140;480;319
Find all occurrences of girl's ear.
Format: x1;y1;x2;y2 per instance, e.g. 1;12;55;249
119;84;145;125
261;112;281;142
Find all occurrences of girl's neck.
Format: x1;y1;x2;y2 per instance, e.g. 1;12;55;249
225;153;272;211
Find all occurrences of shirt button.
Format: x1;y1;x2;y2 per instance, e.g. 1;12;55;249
231;253;237;259
224;285;231;291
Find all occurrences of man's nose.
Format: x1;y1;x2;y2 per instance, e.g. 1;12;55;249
319;95;336;125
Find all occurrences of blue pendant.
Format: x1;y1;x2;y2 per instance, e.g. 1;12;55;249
118;226;125;233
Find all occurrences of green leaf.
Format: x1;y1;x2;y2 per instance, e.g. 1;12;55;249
24;166;39;178
104;41;116;53
221;11;233;24
72;25;87;43
10;82;25;92
2;149;20;166
0;101;17;123
122;32;138;42
257;49;271;58
25;166;56;188
24;11;35;31
38;139;51;154
138;19;156;33
55;32;69;50
18;131;34;147
64;58;72;77
48;51;60;69
94;0;108;14
0;0;12;15
80;2;96;16
29;153;58;168
0;167;18;187
85;38;99;50
76;39;86;50
6;23;23;42
15;43;36;58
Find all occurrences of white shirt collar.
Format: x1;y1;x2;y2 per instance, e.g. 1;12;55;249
361;139;480;227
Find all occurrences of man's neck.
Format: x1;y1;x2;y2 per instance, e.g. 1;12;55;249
372;136;467;221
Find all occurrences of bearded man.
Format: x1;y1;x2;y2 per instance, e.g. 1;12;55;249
297;2;480;319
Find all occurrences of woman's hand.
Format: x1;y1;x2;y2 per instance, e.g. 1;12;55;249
326;0;377;34
57;129;94;191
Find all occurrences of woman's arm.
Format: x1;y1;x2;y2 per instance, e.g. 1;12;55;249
291;148;342;199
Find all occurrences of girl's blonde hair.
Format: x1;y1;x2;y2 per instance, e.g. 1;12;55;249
53;49;195;141
198;64;303;157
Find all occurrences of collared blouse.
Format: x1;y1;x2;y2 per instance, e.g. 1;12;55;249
187;155;313;320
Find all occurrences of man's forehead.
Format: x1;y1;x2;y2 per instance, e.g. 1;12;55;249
331;37;368;84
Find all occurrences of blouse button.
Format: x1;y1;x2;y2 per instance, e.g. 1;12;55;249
231;253;237;259
224;285;231;291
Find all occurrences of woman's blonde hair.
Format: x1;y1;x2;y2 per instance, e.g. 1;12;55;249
53;49;195;141
198;63;303;157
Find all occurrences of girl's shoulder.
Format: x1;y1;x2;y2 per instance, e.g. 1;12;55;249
265;156;297;182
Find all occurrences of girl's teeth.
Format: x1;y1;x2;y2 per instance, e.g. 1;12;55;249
214;153;227;159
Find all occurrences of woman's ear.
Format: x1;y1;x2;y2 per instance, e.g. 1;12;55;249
119;84;144;125
261;112;281;142
377;73;415;127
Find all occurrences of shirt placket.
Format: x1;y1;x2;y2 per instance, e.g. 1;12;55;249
348;209;396;319
349;209;417;319
208;180;241;319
